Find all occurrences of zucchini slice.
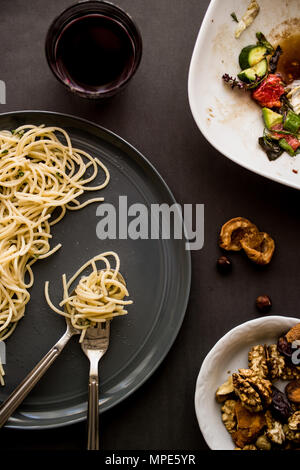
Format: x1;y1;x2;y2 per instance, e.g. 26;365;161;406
262;108;283;130
239;45;268;69
238;59;268;84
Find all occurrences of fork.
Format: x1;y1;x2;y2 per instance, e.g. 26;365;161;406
0;317;79;428
81;320;110;450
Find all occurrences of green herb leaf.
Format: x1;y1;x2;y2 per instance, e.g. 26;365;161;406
18;171;24;177
230;12;238;23
256;32;274;53
258;134;284;161
1;149;8;155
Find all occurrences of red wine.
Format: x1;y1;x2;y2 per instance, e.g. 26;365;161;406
55;14;135;91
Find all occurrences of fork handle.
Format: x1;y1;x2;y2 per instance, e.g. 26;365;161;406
87;374;99;450
0;328;73;428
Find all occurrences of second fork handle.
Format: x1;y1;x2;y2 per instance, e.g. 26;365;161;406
0;328;73;428
87;374;99;450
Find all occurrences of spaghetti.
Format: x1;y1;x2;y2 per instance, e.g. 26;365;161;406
0;124;110;382
45;251;132;342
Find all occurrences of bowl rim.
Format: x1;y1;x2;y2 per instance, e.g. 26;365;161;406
194;315;300;449
188;0;300;191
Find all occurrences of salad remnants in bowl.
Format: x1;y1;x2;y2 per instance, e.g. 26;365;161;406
223;32;300;162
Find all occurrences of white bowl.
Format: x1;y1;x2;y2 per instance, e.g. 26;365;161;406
188;0;300;190
195;315;299;450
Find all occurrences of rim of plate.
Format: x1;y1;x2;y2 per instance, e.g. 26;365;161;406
0;110;191;429
188;0;300;191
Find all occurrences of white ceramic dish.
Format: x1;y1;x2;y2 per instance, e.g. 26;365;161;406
188;0;300;190
195;315;299;450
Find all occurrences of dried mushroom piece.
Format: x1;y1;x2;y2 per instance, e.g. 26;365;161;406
286;323;300;343
216;376;234;403
267;344;285;380
232;368;272;412
232;401;265;448
219;217;258;251
265;410;285;445
285;380;300;404
248;345;268;378
221;399;237;434
240;231;275;265
255;434;272;450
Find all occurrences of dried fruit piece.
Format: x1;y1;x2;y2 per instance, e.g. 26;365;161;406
248;345;268;378
286;380;300;404
240;231;275;265
267;345;285;380
216;376;234;403
270;387;293;422
232;368;272;412
219;217;258;251
265;410;285;445
221;399;237;434
277;336;293;360
286;323;300;343
232;401;265;448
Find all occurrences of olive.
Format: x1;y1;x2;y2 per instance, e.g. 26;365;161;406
216;256;232;273
256;295;272;313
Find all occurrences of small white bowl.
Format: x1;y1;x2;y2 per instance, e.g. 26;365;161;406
188;0;300;190
195;315;299;450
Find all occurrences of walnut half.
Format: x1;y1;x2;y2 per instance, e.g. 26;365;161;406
232;369;272;413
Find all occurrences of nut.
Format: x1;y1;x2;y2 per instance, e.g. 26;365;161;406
281;365;300;381
284;411;300;443
265;410;285;445
267;344;285;380
219;217;258;251
216;255;232;273
232;368;272;413
285;380;300;404
221;399;237;434
248;345;268;378
256;295;272;313
240;231;275;265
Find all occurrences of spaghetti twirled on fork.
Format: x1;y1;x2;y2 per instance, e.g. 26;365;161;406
45;251;133;343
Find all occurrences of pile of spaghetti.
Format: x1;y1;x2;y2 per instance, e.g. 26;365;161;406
0;124;110;358
45;251;132;342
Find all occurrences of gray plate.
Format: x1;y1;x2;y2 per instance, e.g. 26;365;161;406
0;111;191;429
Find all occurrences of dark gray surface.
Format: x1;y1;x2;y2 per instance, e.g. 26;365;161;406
1;0;300;451
0;111;190;428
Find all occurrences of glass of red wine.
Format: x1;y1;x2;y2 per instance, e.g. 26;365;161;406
45;1;142;98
